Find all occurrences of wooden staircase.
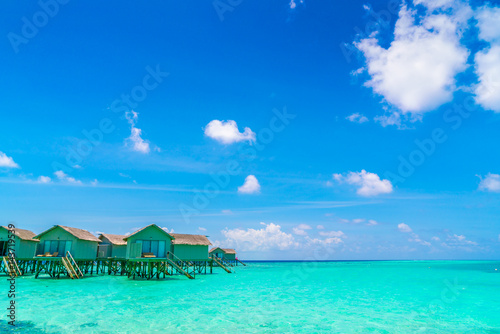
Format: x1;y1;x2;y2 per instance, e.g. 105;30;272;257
62;252;83;279
3;253;22;277
166;252;195;279
237;259;247;266
212;256;232;273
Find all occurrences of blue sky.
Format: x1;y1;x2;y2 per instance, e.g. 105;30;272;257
1;0;499;260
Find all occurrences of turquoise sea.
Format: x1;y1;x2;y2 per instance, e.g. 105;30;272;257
2;261;500;333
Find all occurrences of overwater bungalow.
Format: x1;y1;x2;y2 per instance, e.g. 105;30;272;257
209;247;226;259
34;225;101;260
209;247;243;267
0;226;39;259
221;248;236;261
171;233;212;261
98;234;127;259
123;224;174;259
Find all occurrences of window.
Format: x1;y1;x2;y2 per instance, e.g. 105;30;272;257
137;240;166;257
42;240;70;256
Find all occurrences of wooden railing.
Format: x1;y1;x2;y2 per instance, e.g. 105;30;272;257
66;251;83;277
166;252;195;279
211;256;231;273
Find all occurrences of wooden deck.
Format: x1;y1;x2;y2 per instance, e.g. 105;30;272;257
1;256;243;279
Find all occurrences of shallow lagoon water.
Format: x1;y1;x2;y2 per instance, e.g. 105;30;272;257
2;261;500;333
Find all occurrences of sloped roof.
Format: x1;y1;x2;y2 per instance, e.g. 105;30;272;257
123;224;174;241
1;226;39;242
222;248;236;254
171;233;212;246
209;247;225;253
35;225;101;242
99;233;127;246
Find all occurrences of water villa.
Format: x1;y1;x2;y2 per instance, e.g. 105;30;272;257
171;233;212;261
35;225;101;259
2;224;246;280
123;224;173;259
0;226;39;276
98;234;127;259
0;226;39;259
209;247;245;266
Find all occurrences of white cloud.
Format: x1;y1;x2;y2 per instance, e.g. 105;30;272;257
221;209;233;215
54;170;82;185
374;111;403;128
431;236;440;241
478;173;500;193
161;227;174;233
305;236;344;246
0;152;19;168
319;230;345;238
238;175;261;194
398;223;413;233
355;2;470;116
398;223;431;246
398;223;432;246
204;120;256;145
346;113;369;124
221;223;297;251
333;170;393;197
125;111;151;154
475;5;500;44
474;46;500;112
413;0;455;11
37;176;51;184
448;234;477;246
408;234;431;247
91;179;99;186
198;227;207;232
306;230;345;246
367;220;378;226
316;225;325;230
289;0;303;10
292;224;312;236
474;6;500;112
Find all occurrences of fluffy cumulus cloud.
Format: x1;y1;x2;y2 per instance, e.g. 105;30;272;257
204;120;256;145
478;173;500;193
356;3;470;114
398;223;413;233
333;170;393;197
222;223;298;251
355;1;475;121
354;0;500;123
238;175;261;194
54;170;82;185
292;224;312;236
474;6;500;112
346;113;369;124
125;111;151;154
0;151;19;168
